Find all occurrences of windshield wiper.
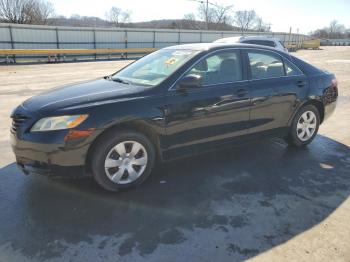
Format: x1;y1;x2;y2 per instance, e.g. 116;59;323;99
111;77;130;85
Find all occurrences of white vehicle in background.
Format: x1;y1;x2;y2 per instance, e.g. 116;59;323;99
214;36;289;53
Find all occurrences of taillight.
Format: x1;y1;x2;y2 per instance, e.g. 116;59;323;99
331;78;338;95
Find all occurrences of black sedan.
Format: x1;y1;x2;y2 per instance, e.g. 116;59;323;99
10;43;338;191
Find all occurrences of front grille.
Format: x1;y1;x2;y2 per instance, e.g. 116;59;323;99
11;115;29;133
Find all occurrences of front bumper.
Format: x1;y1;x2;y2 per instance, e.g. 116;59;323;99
11;130;94;178
16;157;86;178
10;104;104;178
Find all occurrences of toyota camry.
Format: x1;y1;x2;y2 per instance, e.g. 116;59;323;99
10;43;338;191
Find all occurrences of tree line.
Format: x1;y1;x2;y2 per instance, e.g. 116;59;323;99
0;0;272;32
310;20;350;39
183;2;270;32
0;0;53;24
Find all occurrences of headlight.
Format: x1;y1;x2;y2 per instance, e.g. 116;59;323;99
31;115;88;132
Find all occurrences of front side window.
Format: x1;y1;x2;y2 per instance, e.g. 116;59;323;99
112;49;199;87
185;51;243;86
248;52;285;80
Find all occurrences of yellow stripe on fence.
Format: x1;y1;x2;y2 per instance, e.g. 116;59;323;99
0;48;158;55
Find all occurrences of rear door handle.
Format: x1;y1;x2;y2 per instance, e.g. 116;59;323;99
297;80;306;87
236;88;248;97
252;97;268;105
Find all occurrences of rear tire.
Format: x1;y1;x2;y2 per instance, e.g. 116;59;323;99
91;130;156;192
285;105;320;147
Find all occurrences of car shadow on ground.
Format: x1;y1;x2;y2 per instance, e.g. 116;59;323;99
0;135;350;261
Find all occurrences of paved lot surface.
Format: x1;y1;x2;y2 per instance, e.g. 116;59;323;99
0;47;350;262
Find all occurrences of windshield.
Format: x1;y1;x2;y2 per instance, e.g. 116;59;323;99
112;49;199;87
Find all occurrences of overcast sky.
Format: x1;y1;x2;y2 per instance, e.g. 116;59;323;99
51;0;350;34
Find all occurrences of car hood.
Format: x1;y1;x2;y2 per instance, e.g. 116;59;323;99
22;78;147;114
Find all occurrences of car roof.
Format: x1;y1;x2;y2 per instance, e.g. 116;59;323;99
164;42;286;55
214;36;243;43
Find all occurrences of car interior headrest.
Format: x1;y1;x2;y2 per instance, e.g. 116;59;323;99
220;59;237;75
266;63;284;77
194;60;208;71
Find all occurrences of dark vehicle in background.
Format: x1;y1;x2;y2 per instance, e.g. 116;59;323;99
10;43;338;191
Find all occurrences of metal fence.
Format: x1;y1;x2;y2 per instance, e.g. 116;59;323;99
0;23;309;62
321;39;350;46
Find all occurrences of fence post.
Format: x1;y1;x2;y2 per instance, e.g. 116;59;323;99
55;27;60;62
55;27;59;48
93;29;97;60
153;30;156;48
200;31;202;43
124;30;128;59
288;27;292;48
178;30;181;44
8;25;16;63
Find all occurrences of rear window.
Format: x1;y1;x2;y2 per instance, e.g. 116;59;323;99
243;40;276;47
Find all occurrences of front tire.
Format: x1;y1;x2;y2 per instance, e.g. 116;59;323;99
285;105;320;147
91;130;156;192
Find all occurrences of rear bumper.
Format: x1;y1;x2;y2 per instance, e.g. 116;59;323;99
323;100;337;122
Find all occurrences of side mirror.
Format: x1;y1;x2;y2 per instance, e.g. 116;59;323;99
178;74;202;90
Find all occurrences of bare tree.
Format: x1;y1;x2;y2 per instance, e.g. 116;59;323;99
213;4;233;25
197;2;234;30
328;20;345;38
183;13;196;21
346;28;350;39
254;16;270;32
197;2;215;28
106;6;131;27
311;20;348;39
24;0;54;24
0;0;53;24
329;20;340;34
121;10;131;24
234;10;257;33
0;0;26;23
183;13;199;29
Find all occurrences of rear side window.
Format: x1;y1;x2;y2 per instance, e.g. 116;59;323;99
284;59;303;76
185;50;243;85
243;40;276;47
248;52;285;80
